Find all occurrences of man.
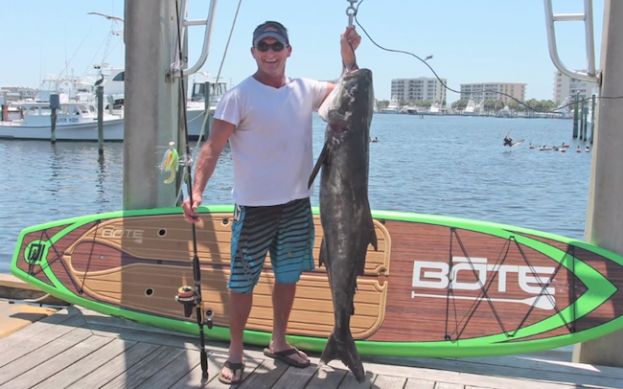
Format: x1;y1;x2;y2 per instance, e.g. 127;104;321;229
182;21;361;385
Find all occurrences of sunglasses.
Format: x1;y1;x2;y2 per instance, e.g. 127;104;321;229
255;41;287;52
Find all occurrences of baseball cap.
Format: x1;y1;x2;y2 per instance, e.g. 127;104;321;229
253;21;289;46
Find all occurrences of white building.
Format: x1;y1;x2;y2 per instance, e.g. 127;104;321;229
553;71;597;105
460;82;526;104
391;77;447;105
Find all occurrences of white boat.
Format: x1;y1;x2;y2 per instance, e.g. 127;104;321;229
0;100;123;141
0;70;221;141
185;79;228;139
378;97;401;114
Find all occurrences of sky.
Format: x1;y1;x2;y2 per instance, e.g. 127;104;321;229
0;0;605;102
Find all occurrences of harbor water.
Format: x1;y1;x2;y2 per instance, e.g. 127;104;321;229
0;114;593;273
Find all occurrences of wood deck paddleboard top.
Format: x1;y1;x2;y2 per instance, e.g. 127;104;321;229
11;205;623;357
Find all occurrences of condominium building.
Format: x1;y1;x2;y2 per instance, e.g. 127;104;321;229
553;71;597;105
390;77;447;105
459;82;526;103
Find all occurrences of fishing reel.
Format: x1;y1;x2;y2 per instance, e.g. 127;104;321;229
175;285;214;329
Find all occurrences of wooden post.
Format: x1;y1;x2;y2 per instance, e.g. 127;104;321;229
590;94;596;144
0;94;6;121
572;92;579;138
49;94;59;143
579;97;586;140
582;97;589;141
96;85;104;156
202;81;211;139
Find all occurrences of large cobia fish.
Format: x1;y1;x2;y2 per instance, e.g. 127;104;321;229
308;68;377;382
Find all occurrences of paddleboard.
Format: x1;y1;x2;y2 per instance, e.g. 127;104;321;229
10;206;623;358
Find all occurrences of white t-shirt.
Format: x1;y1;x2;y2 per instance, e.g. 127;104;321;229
214;76;328;206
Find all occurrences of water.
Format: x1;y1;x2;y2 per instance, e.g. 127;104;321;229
0;114;592;273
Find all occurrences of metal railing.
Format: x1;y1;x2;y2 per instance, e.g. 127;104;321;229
544;0;599;83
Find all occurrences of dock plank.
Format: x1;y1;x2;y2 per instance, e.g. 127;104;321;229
168;352;227;389
435;383;465;389
0;327;91;386
237;357;288;389
337;371;376;389
272;364;319;389
66;342;160;388
403;378;435;389
305;365;348;389
135;347;201;389
32;338;138;389
372;374;407;389
170;353;263;389
0;308;83;367
101;345;185;388
366;356;620;388
1;305;622;389
1;334;112;389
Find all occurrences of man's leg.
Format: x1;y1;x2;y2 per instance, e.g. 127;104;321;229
268;282;309;365
220;291;252;381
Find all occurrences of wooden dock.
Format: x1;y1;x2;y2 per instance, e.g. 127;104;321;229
0;304;622;388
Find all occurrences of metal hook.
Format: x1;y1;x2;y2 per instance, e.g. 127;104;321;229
346;0;357;26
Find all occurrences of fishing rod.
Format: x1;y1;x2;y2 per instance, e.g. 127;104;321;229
172;0;212;381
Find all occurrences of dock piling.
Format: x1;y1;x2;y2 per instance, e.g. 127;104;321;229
49;94;59;143
572;92;579;139
202;81;211;139
96;85;104;156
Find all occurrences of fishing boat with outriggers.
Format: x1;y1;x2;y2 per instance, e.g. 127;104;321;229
0;99;124;141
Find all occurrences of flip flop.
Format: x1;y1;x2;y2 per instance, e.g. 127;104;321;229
218;360;245;385
263;347;311;368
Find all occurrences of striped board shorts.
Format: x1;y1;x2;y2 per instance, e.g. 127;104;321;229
229;197;315;293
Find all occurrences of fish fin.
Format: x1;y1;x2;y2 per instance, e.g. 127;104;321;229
308;141;329;189
319;238;327;267
367;211;378;251
369;226;378;251
320;333;365;382
358;214;377;276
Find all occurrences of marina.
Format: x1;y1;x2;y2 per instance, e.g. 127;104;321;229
0;115;594;274
2;0;623;386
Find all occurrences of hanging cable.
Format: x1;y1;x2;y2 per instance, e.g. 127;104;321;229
353;0;623;114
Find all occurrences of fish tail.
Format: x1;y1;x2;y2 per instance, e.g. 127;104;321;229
321;333;365;382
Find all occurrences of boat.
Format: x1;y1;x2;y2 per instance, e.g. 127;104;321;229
378;97;401;114
0;99;123;141
0;73;223;142
185;79;228;140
